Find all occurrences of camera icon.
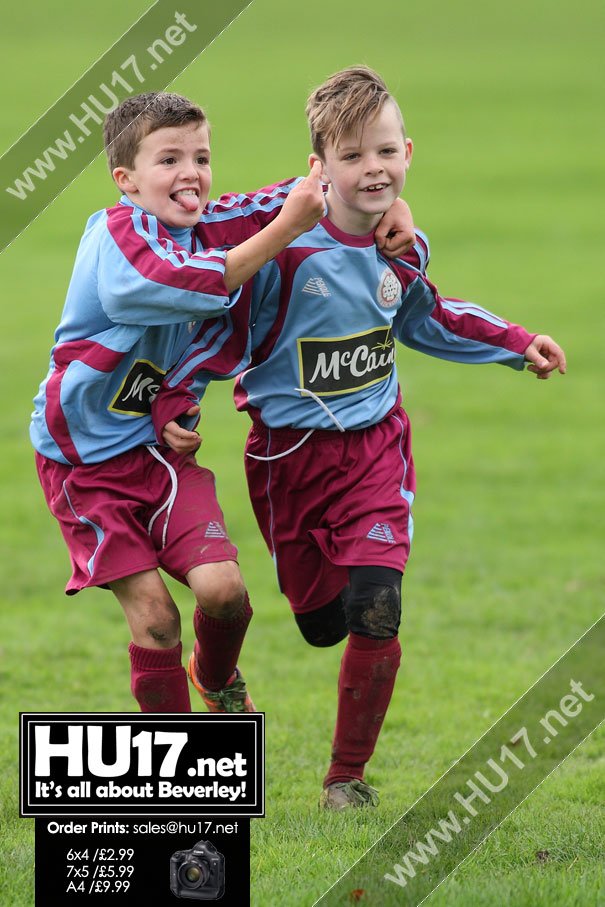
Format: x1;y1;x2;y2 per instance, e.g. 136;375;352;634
170;840;225;900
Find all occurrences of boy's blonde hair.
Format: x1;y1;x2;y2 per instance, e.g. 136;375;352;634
306;66;405;158
103;92;207;172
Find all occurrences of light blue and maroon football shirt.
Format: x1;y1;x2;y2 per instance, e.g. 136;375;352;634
155;219;535;434
30;181;299;464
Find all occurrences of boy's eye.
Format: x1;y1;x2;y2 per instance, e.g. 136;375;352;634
381;148;396;155
162;157;177;165
197;156;210;165
343;153;359;161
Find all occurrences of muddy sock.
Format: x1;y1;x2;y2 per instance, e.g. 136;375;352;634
324;632;401;786
193;593;253;691
128;642;191;712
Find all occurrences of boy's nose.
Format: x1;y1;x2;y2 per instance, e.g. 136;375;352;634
365;156;384;174
179;161;199;179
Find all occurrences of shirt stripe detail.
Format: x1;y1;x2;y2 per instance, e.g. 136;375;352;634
45;340;127;465
44;369;82;466
168;318;235;385
52;339;126;371
441;298;509;329
133;212;226;272
425;316;526;361
203;193;295;224
106;205;229;297
412;229;430;272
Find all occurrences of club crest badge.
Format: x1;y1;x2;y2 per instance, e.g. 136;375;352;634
377;268;402;308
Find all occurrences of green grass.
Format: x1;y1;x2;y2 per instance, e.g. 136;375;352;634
1;0;604;904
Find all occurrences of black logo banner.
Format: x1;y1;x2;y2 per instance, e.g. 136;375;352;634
297;326;395;396
109;359;166;416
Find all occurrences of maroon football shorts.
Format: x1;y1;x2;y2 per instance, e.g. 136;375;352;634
35;446;237;594
244;407;415;614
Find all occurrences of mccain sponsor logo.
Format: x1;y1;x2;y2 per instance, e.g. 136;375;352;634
297;327;395;396
109;359;167;416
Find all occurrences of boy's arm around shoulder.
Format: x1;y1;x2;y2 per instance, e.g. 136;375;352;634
202;165;327;284
98;170;322;327
203;176;305;241
151;166;332;454
98;203;241;326
222;161;325;292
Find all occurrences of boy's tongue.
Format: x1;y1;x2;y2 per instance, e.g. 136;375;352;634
174;191;198;212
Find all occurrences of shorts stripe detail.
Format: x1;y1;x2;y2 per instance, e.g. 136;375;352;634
61;480;105;577
393;414;415;543
264;431;282;592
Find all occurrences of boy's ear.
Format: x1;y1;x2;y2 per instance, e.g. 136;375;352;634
404;138;414;171
308;153;329;184
112;166;137;193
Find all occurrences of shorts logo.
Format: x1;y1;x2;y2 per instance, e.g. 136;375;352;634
377;268;402;308
109;359;166;417
367;522;396;543
205;521;227;539
297;327;394;396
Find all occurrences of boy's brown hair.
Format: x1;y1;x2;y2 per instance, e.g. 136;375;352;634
103;92;207;172
306;66;405;158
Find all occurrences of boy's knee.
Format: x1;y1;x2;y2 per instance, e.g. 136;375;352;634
345;566;402;639
111;571;181;648
136;593;181;646
202;585;246;619
294;595;348;647
144;609;181;645
190;561;246;619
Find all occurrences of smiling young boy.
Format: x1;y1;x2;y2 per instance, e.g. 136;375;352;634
30;91;328;715
154;68;565;805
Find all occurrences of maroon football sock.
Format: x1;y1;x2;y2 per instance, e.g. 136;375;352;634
193;594;253;691
324;632;401;787
128;641;191;712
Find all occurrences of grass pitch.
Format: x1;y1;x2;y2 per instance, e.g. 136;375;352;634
1;1;603;905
